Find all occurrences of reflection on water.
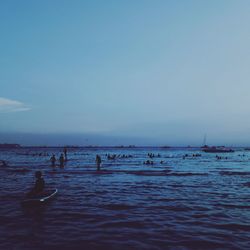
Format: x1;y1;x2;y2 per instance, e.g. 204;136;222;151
1;147;250;249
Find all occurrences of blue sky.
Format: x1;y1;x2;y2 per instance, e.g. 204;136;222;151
1;0;250;145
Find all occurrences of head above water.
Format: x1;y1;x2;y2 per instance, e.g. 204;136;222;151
35;171;42;178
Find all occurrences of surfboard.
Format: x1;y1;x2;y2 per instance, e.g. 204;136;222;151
21;189;58;206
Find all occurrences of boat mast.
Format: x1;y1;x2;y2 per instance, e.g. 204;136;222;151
203;134;207;147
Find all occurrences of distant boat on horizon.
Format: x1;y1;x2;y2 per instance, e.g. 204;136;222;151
200;134;234;153
202;146;234;153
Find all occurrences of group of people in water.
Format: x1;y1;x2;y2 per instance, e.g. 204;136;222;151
3;148;244;198
29;151;165;195
49;149;102;172
106;154;133;160
27;152;102;196
50;147;68;167
143;160;165;165
182;153;202;159
50;154;66;168
28;150;205;196
216;155;228;160
17;152;49;157
148;153;161;158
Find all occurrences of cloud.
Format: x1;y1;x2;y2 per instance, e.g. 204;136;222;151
0;97;30;113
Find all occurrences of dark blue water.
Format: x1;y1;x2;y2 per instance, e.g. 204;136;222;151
1;147;250;250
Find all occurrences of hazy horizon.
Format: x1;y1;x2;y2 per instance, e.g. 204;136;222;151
1;131;250;147
1;1;250;146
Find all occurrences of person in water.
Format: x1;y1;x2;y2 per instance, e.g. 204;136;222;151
29;171;45;195
50;154;56;167
0;160;8;167
96;154;102;171
59;154;65;168
63;147;67;161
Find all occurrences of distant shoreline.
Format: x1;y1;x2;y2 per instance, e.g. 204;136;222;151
0;144;247;149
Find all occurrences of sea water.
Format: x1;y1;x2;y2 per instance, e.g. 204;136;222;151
0;147;250;250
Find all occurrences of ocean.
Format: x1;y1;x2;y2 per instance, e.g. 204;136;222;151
0;147;250;250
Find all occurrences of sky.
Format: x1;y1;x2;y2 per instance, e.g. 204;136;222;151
1;0;250;146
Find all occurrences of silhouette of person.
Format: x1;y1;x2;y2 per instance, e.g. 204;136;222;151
50;154;56;167
96;155;102;171
63;147;68;161
0;160;8;167
29;171;45;196
59;154;65;168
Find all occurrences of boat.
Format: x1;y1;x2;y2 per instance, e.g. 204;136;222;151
202;146;234;153
21;189;58;206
